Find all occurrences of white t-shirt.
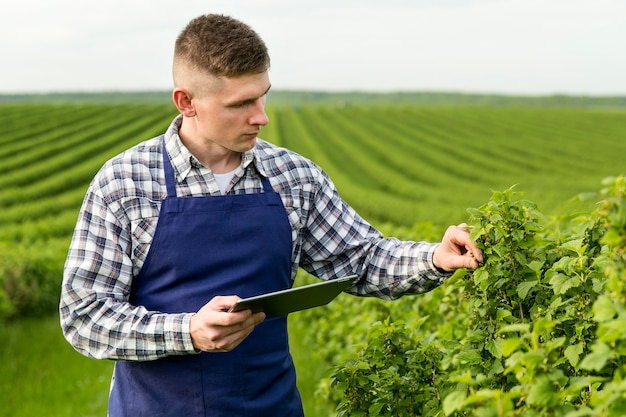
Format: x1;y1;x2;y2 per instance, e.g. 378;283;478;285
213;170;237;195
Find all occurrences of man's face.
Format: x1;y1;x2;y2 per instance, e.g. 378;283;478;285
186;71;271;154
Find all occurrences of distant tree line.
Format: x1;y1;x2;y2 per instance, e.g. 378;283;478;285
1;90;625;108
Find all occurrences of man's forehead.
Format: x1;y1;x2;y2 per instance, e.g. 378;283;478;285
219;72;271;100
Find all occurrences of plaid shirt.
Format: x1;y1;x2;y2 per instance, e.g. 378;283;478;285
60;115;449;361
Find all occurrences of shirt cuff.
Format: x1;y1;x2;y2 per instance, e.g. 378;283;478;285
163;313;198;355
427;243;453;277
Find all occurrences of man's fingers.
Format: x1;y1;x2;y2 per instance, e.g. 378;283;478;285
434;224;484;271
453;224;483;264
190;298;266;352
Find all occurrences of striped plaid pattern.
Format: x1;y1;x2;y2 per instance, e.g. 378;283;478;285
60;115;449;361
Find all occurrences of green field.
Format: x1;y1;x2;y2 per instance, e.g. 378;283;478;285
2;103;625;242
1;100;625;416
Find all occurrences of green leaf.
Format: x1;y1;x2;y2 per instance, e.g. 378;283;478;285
533;318;557;335
368;403;384;415
564;343;584;367
579;342;612;371
552;256;576;273
498;323;530;334
517;280;538;300
514;251;528;266
528;260;544;272
473;268;490;292
549;272;580;294
596;318;626;343
449;371;473;385
545;336;566;354
496;308;512;321
485;338;503;359
443;390;467;416
549;296;565;310
592;295;617;322
457;349;482;365
488;358;504;377
466;207;482;217
516;352;545;370
527;376;557;406
561;238;584;253
501;337;523;357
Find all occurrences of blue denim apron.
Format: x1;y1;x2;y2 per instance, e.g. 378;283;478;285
108;141;303;416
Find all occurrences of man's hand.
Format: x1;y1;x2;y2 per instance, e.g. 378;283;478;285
189;296;266;352
433;223;483;272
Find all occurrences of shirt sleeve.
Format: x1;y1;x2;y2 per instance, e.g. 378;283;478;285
59;179;197;361
298;170;452;300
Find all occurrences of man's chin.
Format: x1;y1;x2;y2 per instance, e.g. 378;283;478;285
238;137;257;152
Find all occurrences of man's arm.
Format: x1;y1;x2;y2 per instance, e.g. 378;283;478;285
298;170;481;299
59;186;197;361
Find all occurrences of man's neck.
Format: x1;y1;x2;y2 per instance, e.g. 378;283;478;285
179;122;241;174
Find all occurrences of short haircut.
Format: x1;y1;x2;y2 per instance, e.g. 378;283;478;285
174;14;270;78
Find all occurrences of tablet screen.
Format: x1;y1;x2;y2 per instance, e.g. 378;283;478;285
229;275;357;317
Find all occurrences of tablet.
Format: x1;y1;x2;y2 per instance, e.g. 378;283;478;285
229;275;357;317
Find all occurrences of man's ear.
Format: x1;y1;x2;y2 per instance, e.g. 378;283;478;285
172;88;195;117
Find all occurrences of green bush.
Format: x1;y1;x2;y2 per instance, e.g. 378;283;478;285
332;319;443;417
327;177;626;416
0;239;67;322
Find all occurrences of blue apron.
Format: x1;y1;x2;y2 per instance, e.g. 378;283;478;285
108;141;303;416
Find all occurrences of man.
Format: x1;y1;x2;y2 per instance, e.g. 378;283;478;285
60;13;482;417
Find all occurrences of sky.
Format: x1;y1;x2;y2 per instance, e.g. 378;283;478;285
1;0;625;95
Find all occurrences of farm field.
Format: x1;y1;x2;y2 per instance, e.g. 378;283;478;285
1;101;625;416
2;103;625;244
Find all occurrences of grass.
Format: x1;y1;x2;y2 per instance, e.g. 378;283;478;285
0;315;112;417
289;315;338;417
0;313;333;417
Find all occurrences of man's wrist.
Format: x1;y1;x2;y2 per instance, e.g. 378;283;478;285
164;313;199;354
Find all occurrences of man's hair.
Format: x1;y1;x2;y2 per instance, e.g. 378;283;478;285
174;14;270;78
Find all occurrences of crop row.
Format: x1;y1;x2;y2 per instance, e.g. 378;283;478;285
2;104;624;241
265;105;626;226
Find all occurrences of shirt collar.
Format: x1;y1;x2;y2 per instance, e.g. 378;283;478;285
164;115;264;182
249;145;268;177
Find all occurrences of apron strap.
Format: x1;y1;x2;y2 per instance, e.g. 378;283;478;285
162;139;177;198
260;176;274;193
